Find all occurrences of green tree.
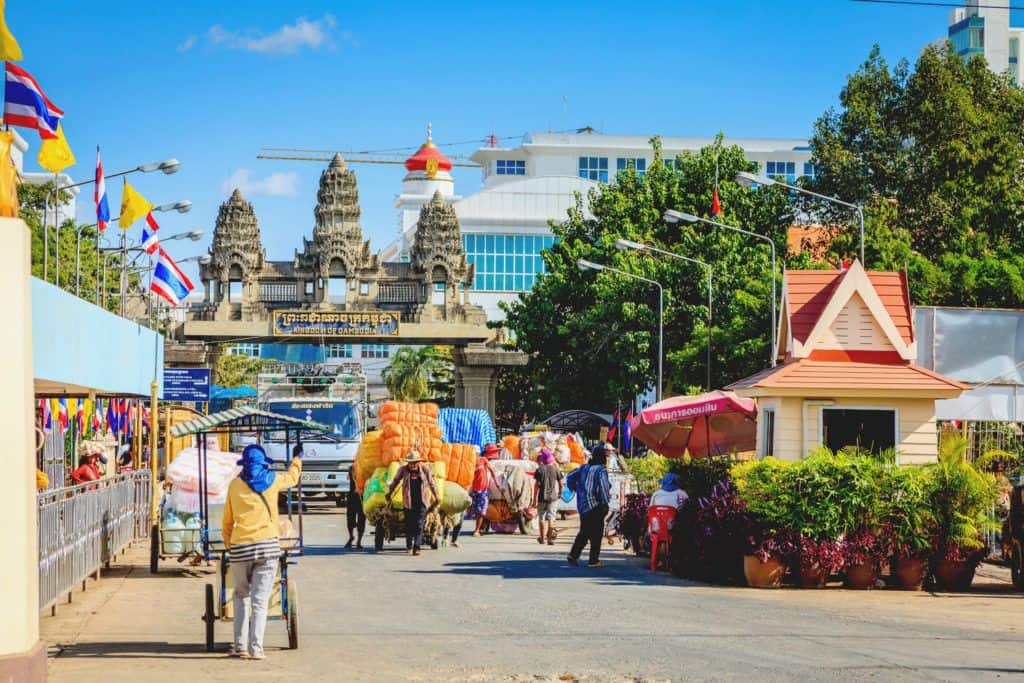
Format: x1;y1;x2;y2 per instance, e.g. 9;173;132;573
382;346;454;404
809;43;1024;307
500;137;795;419
19;180;137;313
214;352;265;388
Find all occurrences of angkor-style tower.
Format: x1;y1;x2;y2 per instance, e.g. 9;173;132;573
308;153;377;278
201;188;266;318
410;190;474;315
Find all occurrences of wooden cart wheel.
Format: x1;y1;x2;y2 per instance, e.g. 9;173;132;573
286;581;299;650
204;583;215;652
374;523;385;551
150;524;160;574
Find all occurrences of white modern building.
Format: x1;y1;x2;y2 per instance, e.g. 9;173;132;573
386;129;814;320
8;130;80;224
946;1;1024;86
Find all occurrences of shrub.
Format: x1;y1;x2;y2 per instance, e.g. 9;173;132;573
626;453;670;495
928;435;999;560
669;455;734;500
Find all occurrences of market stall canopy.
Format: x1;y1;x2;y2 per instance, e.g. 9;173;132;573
539;410;612;435
169;405;330;437
210;384;257;400
630;390;757;458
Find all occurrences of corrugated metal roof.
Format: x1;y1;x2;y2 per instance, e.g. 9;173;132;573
169;406;330;438
727;359;967;392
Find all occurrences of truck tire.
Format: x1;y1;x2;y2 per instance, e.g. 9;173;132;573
374;524;385;551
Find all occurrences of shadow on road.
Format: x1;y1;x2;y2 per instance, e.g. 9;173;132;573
52;641;216;660
398;557;698;587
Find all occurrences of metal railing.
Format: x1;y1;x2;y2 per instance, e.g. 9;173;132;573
37;471;152;612
38;426;66;490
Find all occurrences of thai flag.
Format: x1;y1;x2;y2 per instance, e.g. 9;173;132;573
140;213;160;254
151;247;194;306
57;399;69;432
3;62;62;139
92;400;102;433
96;147;110;232
76;400;84;434
40;399;52;431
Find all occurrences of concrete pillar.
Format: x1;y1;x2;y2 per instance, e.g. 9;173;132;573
455;366;498;415
0;217;45;681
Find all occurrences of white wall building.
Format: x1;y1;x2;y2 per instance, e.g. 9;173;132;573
387;130;813;321
947;1;1024;86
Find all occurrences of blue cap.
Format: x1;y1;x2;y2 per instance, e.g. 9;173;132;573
236;444;270;467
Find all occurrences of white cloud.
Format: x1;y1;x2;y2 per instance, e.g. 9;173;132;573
206;14;339;55
222;169;299;197
178;34;198;52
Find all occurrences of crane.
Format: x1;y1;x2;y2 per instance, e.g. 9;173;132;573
256;146;482;167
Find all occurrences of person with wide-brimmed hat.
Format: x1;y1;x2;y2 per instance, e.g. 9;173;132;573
386;449;439;555
222;444;302;659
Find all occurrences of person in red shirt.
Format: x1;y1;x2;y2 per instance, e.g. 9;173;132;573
70;452;105;486
471;444;500;537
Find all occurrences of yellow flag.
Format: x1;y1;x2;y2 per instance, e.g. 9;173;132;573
0;0;23;62
0;130;18;217
119;180;154;230
37;123;75;173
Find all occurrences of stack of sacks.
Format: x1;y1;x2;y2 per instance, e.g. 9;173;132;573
437;408;496;451
441;442;478;490
439;476;472;516
378;402;443;465
165;447;241;512
520;433;572;464
362;460;448;517
354;431;382;494
502;435;521;459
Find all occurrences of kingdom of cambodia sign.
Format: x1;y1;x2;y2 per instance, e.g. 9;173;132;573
272;310;400;337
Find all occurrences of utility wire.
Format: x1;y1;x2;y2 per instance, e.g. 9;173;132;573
853;0;1024;9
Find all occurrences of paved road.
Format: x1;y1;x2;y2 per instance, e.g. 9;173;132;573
44;508;1024;682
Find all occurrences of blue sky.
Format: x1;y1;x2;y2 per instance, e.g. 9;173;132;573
10;0;1020;280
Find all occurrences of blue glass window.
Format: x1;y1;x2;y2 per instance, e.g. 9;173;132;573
327;344;352;359
462;233;557;291
228;343;260;357
360;344;389;359
578;156;609;182
616;157;647;177
496;159;526;175
765;161;796;183
802;162;817;179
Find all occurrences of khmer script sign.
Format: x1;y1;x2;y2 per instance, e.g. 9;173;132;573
272;310;400;337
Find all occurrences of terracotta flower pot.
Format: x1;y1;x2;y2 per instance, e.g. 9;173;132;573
743;555;786;588
845;562;879;589
797;563;830;588
933;559;977;592
895;557;928;590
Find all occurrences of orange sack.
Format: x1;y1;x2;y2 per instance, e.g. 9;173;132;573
502;435;521;459
378;401;440;425
567;436;586;465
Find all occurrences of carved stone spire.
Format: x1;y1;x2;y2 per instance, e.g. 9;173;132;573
310;153;374;275
411;190;471;285
206;188;264;281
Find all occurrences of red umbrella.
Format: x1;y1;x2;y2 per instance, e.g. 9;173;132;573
629;390;757;458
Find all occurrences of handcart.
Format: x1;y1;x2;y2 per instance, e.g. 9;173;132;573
371;505;443;551
162;406;336;652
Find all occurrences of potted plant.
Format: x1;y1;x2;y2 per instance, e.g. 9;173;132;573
691;480;751;585
744;528;797;588
842;526;893;589
928;435;999;592
882;466;935;590
796;536;844;588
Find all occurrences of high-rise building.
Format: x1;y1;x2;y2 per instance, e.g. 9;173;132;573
947;1;1024;86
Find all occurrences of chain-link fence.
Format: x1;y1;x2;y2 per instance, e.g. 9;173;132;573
37;471;151;612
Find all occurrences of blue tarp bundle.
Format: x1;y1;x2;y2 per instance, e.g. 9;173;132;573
438;408;496;451
210;384;257;400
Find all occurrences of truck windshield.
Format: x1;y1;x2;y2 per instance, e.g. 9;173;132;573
266;401;360;441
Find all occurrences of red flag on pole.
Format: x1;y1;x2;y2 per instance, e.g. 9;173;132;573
711;185;721;216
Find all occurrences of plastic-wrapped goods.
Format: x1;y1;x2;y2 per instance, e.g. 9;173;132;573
486;460;538;501
567;435;586;465
439;481;472;516
166;447;240;495
362;461;447;516
162;509;184;555
378;401;440;425
502;435;521;460
354;431;383;494
485;500;513;524
441;443;478;490
437;408;496;451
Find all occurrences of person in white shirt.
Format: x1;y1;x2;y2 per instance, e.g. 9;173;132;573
648;473;688;534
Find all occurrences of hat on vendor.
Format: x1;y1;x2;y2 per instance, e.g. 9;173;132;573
482;443;501;460
403;449;424;463
236;444;271;467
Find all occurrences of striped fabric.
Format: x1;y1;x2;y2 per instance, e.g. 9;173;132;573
229;538;281;563
169;406;329;438
438;408;496;451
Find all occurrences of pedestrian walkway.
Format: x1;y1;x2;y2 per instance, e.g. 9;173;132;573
43;509;1024;682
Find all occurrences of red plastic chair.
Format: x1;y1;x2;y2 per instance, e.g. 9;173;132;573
647;505;677;572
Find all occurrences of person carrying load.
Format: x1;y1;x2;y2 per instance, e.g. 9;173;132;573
387;450;439;556
222;444;302;660
471;444;500;536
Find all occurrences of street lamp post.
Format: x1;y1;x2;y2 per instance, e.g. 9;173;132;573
118;202;193;317
735;170;864;264
664;209;778;367
125;252;210;323
99;224;199;312
577;258;664;402
614;239;713;391
43;157;180;285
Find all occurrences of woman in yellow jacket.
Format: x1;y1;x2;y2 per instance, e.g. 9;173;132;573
222;444;302;659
